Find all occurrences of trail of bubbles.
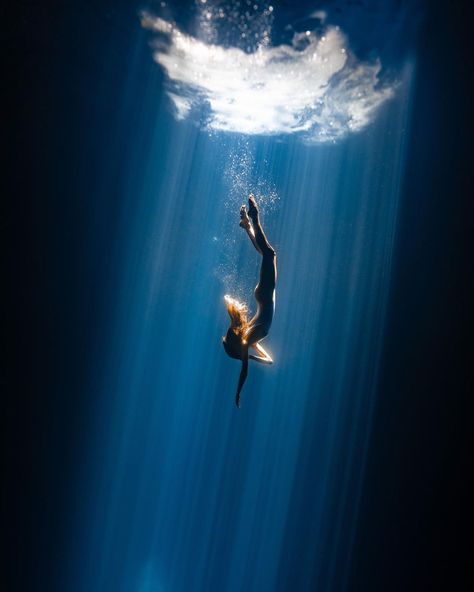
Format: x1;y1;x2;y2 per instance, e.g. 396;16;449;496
214;139;279;303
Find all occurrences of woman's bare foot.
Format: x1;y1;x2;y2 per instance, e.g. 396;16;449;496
248;194;259;222
239;204;251;230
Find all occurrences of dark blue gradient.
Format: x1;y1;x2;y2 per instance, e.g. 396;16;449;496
3;2;472;592
57;4;415;589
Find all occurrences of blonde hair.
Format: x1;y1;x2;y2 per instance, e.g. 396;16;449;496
224;295;249;341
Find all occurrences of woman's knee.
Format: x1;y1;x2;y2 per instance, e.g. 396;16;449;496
263;245;275;258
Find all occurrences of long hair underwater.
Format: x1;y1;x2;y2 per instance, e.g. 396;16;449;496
222;295;249;359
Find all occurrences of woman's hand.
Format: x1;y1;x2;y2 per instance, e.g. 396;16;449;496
235;346;249;408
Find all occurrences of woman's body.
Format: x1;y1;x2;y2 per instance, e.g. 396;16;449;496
222;195;277;407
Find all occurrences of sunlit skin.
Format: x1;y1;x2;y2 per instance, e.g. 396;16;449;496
222;194;277;408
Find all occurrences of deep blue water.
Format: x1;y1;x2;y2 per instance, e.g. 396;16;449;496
9;1;473;591
53;9;416;590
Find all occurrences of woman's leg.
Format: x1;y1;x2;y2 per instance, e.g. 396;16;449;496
240;195;275;256
240;205;261;254
247;195;277;340
248;195;275;257
240;194;276;317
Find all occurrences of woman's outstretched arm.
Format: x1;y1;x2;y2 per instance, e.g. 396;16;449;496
249;342;273;364
235;348;249;408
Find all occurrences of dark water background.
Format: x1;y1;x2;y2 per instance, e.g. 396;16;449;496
3;1;472;591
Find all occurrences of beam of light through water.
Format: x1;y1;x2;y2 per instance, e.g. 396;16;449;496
59;6;417;592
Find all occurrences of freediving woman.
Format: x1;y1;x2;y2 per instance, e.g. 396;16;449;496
222;194;277;408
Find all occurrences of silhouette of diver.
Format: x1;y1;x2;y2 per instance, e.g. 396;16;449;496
222;194;277;408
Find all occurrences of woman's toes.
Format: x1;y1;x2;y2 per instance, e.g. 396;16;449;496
248;196;258;220
240;205;251;228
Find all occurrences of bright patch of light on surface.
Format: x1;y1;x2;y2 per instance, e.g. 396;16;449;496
141;12;395;142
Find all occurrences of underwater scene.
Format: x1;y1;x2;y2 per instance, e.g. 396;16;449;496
5;1;472;591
